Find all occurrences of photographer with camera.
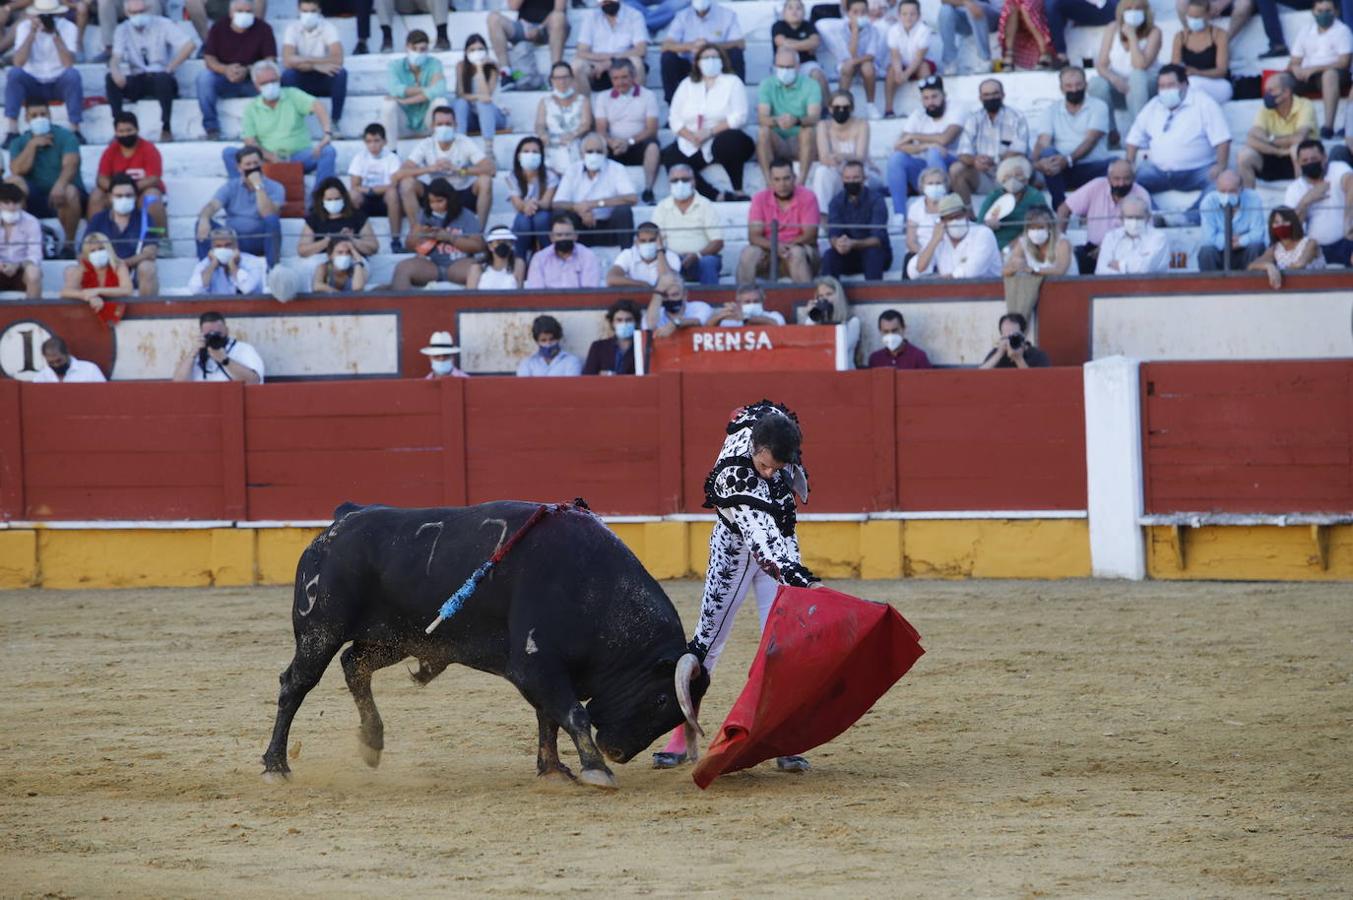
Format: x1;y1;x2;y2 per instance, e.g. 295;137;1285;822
797;275;862;366
644;272;713;338
978;312;1050;369
3;0;85;150
172;311;264;383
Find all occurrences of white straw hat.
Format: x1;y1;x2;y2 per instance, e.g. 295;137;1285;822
420;331;461;355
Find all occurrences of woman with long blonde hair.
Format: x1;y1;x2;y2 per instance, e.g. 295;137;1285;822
61;232;133;313
1088;0;1162;146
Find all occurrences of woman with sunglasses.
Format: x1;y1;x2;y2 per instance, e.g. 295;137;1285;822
807;90;881;217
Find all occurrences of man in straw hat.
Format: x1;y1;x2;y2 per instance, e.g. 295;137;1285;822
3;0;86;148
906;191;1000;279
421;330;468;379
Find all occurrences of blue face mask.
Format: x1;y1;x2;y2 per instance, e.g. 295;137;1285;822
539;343;561;359
614;321;636;340
29;116;52;136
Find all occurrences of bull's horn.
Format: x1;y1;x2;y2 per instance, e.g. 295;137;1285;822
675;653;705;737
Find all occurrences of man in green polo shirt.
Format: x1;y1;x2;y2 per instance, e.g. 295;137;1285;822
222;59;336;191
755;46;821;187
6;99;86;255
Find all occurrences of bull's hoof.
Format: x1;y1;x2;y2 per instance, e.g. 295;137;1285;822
359;742;382;769
537;764;576;785
261;768;292;784
578;768;618;790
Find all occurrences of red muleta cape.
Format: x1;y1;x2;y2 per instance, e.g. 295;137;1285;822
691;585;925;789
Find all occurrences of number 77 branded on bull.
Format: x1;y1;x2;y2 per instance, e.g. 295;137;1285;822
636;324;849;373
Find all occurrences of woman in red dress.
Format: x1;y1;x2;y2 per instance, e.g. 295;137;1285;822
998;0;1055;70
60;232;133;317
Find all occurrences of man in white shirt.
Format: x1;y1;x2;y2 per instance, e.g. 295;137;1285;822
554;133;639;247
348;123;403;244
516;314;582;377
907;192;1001;279
4;0;85;145
395;105;495;231
593;59;661;204
819;0;886;118
1284;138;1353;265
188;228;269;296
281;0;348;124
1126;66;1231;219
106;0;192;141
574;0;649;93
885;75;963;218
1095;197;1170;275
1034;66;1111;209
1288;0;1353;138
644;272;713;336
171;311;265;384
712;283;787;327
95;0;164;62
33;337;107;383
950;79;1030;203
606;221;681;287
659;0;746;102
651;163;725;284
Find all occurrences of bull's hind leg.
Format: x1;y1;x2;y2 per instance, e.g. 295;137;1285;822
262;633;344;780
536;709;576;784
341;641;407;768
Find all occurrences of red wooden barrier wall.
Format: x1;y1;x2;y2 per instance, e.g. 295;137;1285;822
1141;360;1353;514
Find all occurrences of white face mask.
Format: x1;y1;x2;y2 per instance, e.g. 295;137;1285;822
407;50;428;67
1001;177;1027;194
1217;192;1239;207
1158;87;1182;109
881;332;904;351
112;196;136;215
698;56;723;78
1123;8;1145;27
88;249;110;268
323;198;345;215
583;151;605;172
775;66;797;85
637;241;658;261
923;183;946;201
519;151;542;170
1122;217;1144;237
1026;227;1050;246
692;0;711;11
232;11;255;29
467;49;488;65
0;209;20;224
434;125;456;143
945;219;969;240
742;302;764;318
259;81;281;101
553;86;575;100
670;180;694;201
299;10;321;28
1185;14;1206;30
212;246;237;264
430;359;455;375
333;254;353;271
29;117;52;136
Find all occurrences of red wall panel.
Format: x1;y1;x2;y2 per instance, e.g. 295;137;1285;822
895;369;1087;511
1141;361;1353;514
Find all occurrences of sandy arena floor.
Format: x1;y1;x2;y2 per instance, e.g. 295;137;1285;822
1;578;1351;898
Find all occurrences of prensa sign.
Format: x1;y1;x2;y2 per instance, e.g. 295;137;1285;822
640;325;848;373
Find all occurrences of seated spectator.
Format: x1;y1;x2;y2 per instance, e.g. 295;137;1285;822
1002;205;1073;275
757;47;822;184
798;274;863;363
298;178;378;269
281;0;347;125
809;91;881;216
421;330;467;379
883;0;936;118
1198;170;1267;271
487;0;568;85
554;133;638;248
574;0;649;92
311;237;368;292
348;123;403;247
185;0;269;41
1034;67;1112;210
885;75;963;219
380;31;447;141
1239;73;1317;186
525;212;603;288
978;156;1049;249
824;160;891;280
582;298;642;375
1088;0;1163;147
1285;139;1353;264
197;0;276;141
1288;0;1352;138
607;221;681;287
651;163;724;285
1046;0;1119;70
352;0;395;55
907;192;1001;279
392;178;485;288
0;183;44;298
189;227;268;295
978;312;1050;368
106;0;191;142
397;105;495;237
1057;158;1151;273
451;34;508;154
3;0;85;146
33;335;106;382
594;59;661;205
1127;67;1229;214
903;166;949;278
5;100;85;255
713;283;787;326
660;0;747;103
86;174;159;296
195;146;282;266
934;0;994;77
737;157;821;283
467;225;526;289
1248;205;1327;288
89;113;167;238
60;231;132;314
1171;0;1232;104
949;78;1030;204
1178;0;1254;40
504;136;557;257
537;62;593;176
998;0;1054;70
171;310;264;383
662;45;755;202
773;0;831;105
821;0;885;117
644;272;712;336
224;61;337;191
94;0;164;63
1095;196;1169;274
868;309;932;369
517;314;582;377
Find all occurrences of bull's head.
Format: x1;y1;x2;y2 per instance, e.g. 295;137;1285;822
588;653;710;764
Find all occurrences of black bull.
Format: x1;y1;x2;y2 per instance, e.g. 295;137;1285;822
261;501;710;788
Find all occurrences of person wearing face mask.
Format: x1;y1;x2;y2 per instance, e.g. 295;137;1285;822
823;160;892;280
95;0;165;63
643;271;713;335
188;227;268;295
60;232;133;315
659;0;747;104
311;237;369;293
3;0;85;149
1002;205;1072;275
574;0;649;93
185;0;268;43
883;0;936;117
503;137;557;257
1033;66;1111;210
593;59;662;205
468;225;526;289
607;222;681;287
1126;66;1231;223
297;178;379;273
196;0;277;141
1057;159;1150;273
195;146;283;266
451;34;509;156
1095;196;1169;274
90;115;169;244
0;183;44;299
1285;138;1353;264
1197;169;1267;271
1175;0;1255;41
773;0;832;106
661;46;756;203
397;105;496;231
172;310;265;383
908;192;1001;279
978;155;1048;250
224;60;337;193
808;91;882;216
950;79;1030;204
280;0;348;126
525;212;603;288
1170;0;1232;104
554;133;638;249
1239;73;1317;187
978;312;1049;368
582;298;643;375
867;309;931;369
756;47;823;186
535;62;594;177
713;283;788;327
1087;0;1162;149
420;331;468;380
380;32;448;142
32;336;106;383
1248;205;1327;288
904;167;950;276
1287;0;1353;138
886;76;963;222
820;0;886;118
7;100;86;256
651;164;724;285
86;174;160;296
105;0;190;142
516;315;583;377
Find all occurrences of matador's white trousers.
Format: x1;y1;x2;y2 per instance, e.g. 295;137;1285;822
694;519;780;674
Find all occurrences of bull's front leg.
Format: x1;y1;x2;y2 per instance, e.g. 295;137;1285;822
535;709;576;784
513;661;616;790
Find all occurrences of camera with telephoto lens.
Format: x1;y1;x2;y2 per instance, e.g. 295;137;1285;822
807;298;833;323
204;332;229;351
1007;332;1025;350
39;13;56;29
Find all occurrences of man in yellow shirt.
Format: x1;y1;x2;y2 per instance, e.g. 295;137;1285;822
223;59;337;190
1238;72;1317;186
650;163;725;284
